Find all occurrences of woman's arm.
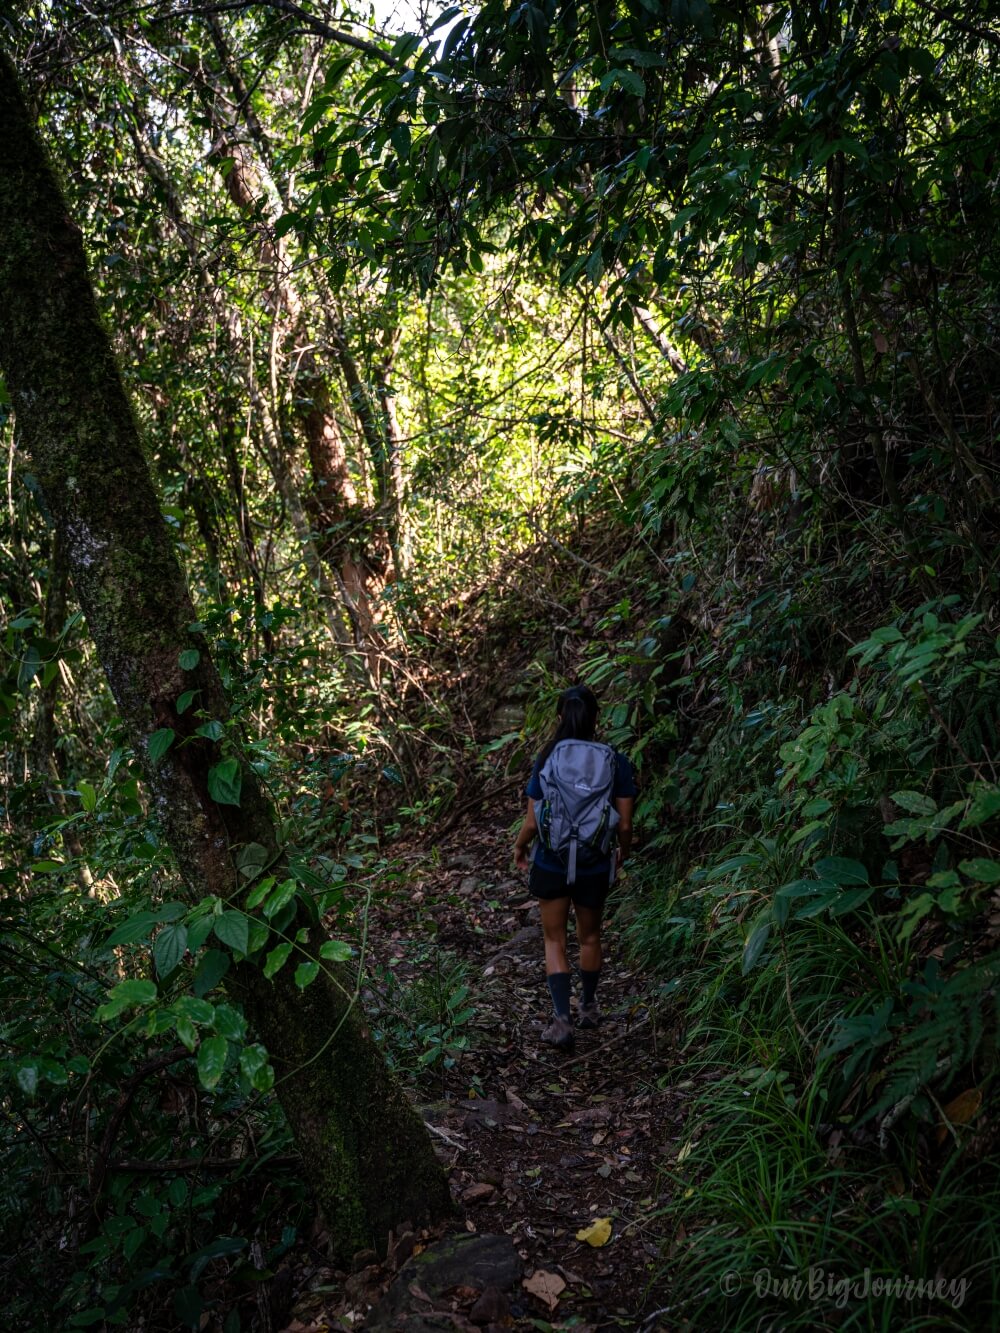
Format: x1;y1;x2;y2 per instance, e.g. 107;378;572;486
615;796;634;866
513;799;537;871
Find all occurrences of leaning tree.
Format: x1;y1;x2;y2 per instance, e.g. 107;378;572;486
0;46;452;1259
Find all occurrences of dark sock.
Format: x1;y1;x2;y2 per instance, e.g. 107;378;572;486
580;969;601;1006
547;971;572;1019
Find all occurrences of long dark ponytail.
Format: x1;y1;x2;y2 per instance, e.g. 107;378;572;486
537;685;599;766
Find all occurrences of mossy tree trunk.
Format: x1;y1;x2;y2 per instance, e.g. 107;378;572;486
0;48;452;1259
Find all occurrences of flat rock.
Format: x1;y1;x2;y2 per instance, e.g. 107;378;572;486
365;1233;522;1330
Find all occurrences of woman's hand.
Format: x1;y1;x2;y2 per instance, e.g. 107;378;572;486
514;843;531;871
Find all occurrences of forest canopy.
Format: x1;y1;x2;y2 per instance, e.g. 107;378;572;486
1;1;999;1329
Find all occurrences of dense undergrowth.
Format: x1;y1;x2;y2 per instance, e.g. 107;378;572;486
2;1;1000;1328
568;512;1000;1326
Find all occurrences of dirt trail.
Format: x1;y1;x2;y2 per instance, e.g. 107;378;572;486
287;789;685;1331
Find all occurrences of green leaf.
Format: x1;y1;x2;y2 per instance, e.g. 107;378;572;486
826;886;874;915
207;758;242;806
263;942;293;979
153;923;188;976
195;720;224;742
213;911;249;955
78;780;97;812
149;728;176;763
106;911;159;947
600;67;646;97
295;961;319;989
236;842;270;879
319;939;352;963
110;978;158;1006
263;878;298;919
963;787;1000;828
245;875;276;910
212;1003;246;1041
959;859;1000;884
898;893;936;941
813;857;869;886
246;920;270;955
176;689;198;714
175;1014;198;1052
174;995;215;1025
193;948;231;997
890;790;937;816
196;1035;229;1090
239;1042;272;1091
98;978;157;1020
742;921;771;973
179;648;200;670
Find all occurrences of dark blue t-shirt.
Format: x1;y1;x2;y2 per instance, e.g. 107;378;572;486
526;744;637;875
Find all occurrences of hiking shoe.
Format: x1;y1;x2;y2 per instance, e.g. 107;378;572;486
577;1000;600;1030
541;1015;575;1050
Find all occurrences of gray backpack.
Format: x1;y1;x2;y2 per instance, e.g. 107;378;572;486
533;739;620;885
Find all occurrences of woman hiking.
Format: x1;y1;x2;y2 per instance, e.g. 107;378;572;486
513;685;636;1050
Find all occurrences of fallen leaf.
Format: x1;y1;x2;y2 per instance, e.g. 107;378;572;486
936;1088;983;1144
523;1270;566;1311
462;1182;496;1203
576;1216;612;1247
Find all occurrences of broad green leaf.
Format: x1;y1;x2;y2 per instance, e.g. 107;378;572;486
263;942;293;979
890;790;937;816
814;857;869;886
319;940;352;963
239;1043;272;1091
174;995;214;1025
153;923;188;976
175;1014;197;1052
178;648;200;670
186;915;215;953
963;787;1000;828
78;780;97;812
176;689;198;714
826;886;874;915
98;978;157;1019
236;842;270;879
295;961;319;989
263;878;298;919
959;859;1000;884
193;948;231;997
106;910;160;947
207;758;242;806
213;910;249;955
212;1003;246;1041
246;920;270;955
148;728;175;763
195;720;224;741
245;875;276;910
196;1035;228;1090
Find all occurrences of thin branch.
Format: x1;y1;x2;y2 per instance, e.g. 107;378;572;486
152;0;406;68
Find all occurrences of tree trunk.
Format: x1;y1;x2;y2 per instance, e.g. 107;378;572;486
0;48;452;1259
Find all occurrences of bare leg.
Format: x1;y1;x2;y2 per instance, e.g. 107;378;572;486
574;903;604;973
539;897;571;975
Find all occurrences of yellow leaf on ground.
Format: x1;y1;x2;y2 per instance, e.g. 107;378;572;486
576;1216;612;1247
936;1088;983;1144
523;1270;566;1311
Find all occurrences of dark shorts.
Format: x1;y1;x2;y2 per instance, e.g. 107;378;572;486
529;863;611;910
